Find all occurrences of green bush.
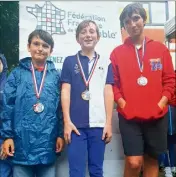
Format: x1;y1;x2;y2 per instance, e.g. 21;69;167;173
0;2;19;73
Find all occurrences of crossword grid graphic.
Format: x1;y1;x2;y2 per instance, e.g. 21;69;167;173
26;1;66;35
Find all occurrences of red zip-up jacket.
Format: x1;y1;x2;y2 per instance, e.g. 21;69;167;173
170;95;176;107
110;37;175;120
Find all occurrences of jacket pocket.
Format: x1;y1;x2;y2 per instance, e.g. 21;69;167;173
153;104;164;117
120;103;134;119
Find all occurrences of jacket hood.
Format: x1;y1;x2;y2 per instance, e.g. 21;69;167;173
0;53;8;87
0;53;8;71
19;57;56;71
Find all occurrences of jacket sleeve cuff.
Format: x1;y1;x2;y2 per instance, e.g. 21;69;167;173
57;132;64;139
0;130;14;140
162;91;172;101
1;136;13;141
169;99;176;106
114;93;123;103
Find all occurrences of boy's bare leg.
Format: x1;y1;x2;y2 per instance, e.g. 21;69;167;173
124;156;143;177
143;154;159;177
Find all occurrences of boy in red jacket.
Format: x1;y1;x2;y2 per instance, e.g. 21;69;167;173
110;3;175;177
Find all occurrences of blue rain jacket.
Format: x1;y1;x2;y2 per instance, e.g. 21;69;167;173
0;52;8;106
1;57;63;165
0;52;13;177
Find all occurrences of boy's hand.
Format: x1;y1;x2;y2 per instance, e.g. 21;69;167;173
3;138;15;157
0;143;7;160
56;137;64;153
158;96;168;109
64;121;80;144
118;98;126;109
102;123;112;144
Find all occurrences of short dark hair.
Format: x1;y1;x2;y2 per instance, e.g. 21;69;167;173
28;29;54;50
120;3;147;28
76;20;100;39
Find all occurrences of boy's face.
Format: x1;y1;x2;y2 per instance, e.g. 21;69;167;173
123;13;146;38
76;22;100;51
27;36;52;63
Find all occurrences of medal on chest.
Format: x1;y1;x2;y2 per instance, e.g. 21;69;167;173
31;62;47;113
81;89;91;101
137;76;148;86
76;53;99;101
135;38;148;86
33;102;45;113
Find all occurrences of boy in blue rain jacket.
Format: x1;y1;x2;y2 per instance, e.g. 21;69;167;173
0;30;64;177
0;51;13;177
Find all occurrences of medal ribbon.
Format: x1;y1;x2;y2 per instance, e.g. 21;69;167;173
31;62;47;99
76;53;99;88
135;37;146;73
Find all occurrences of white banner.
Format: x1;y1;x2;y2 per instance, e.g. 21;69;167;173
20;1;122;70
20;3;125;177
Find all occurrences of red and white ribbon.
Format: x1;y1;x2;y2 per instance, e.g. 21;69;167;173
76;53;99;88
31;62;47;99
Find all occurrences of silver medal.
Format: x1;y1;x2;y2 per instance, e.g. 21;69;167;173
33;102;44;113
31;62;47;113
135;38;149;86
81;90;91;101
76;53;99;101
137;76;148;86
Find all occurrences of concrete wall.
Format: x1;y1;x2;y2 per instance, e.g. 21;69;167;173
56;110;125;177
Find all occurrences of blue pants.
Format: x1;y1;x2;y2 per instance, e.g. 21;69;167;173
13;163;56;177
0;139;13;177
68;128;106;177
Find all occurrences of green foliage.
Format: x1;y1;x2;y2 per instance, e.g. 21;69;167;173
0;1;19;72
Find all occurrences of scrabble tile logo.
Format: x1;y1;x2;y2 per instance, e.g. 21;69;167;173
26;1;66;35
